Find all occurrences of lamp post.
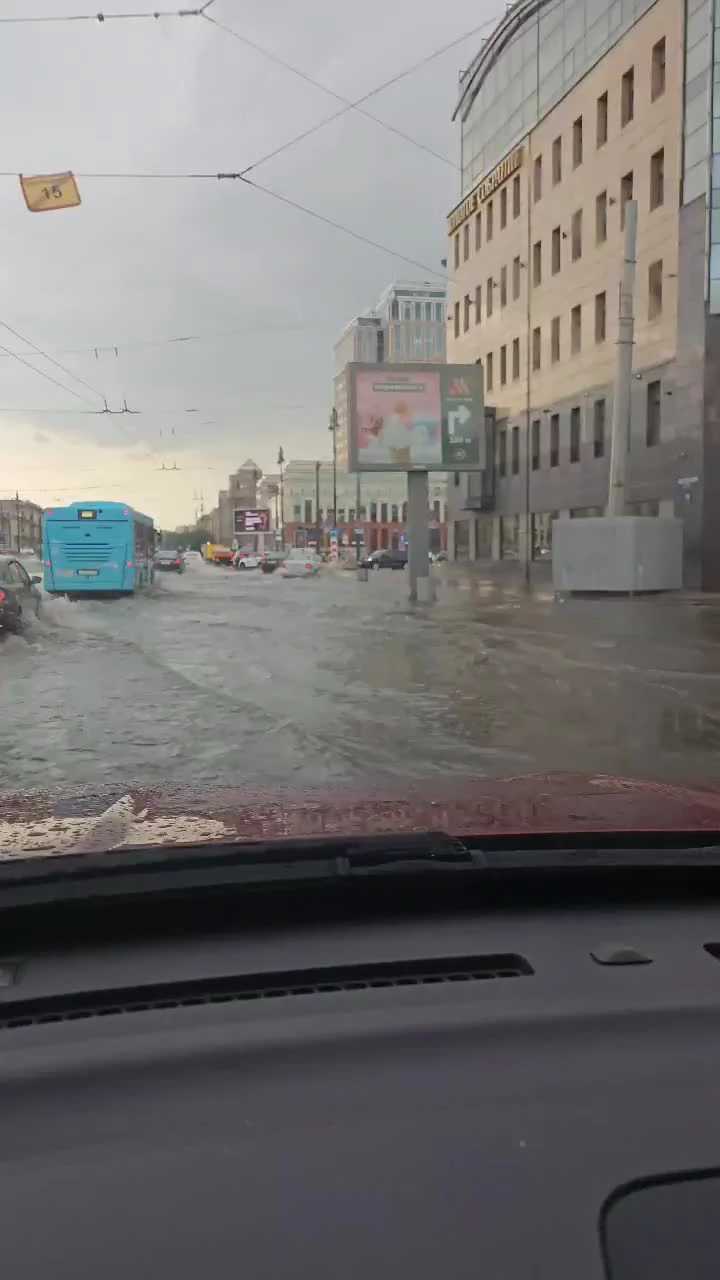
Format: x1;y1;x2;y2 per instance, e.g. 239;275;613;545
277;446;285;544
329;408;338;526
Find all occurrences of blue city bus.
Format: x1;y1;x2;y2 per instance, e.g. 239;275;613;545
42;501;156;597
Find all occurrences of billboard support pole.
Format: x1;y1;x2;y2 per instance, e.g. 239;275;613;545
407;470;432;603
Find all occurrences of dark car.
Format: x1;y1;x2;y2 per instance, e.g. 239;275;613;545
155;550;185;574
362;549;408;571
0;556;42;633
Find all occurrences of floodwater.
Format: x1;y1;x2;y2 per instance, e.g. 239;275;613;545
2;558;720;794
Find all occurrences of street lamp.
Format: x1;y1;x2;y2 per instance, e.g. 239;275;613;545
277;446;285;541
328;408;338;526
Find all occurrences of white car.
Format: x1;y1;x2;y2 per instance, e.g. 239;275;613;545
232;552;261;570
280;552;322;579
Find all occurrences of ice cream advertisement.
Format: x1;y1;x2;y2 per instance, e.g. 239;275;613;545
348;363;485;473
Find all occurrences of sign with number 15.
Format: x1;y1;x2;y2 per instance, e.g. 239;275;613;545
20;172;81;213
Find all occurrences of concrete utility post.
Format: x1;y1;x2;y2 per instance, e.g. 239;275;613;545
607;198;638;516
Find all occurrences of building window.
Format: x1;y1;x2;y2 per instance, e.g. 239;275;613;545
533;154;542;202
571;209;582;261
552;136;562;184
531;418;540;470
595;290;606;343
500;264;508;307
620;171;633;227
551;315;560;362
648;260;663;319
463;223;470;261
475;283;482;325
572;116;583;167
512;255;521;300
487;277;494;317
500;343;507;385
532;325;541;370
650;148;664;209
550;414;560;467
532;240;542;287
498;425;506;475
551;226;561;274
453;234;460;270
379;503;387;523
570;406;581;462
513;172;521;218
512;337;520;380
487;200;494;240
646;380;661;445
486;351;493;391
621;66;634;126
463;294;471;332
453;302;459;339
597;91;608;147
500;185;507;228
593;398;606;457
596;190;607;243
475;210;482;251
651;37;666;101
571;303;582;353
511;425;520;475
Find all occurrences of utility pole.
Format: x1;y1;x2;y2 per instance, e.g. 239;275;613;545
315;460;321;539
277;446;285;540
607;199;638;516
355;470;362;561
329;408;338;525
15;491;21;552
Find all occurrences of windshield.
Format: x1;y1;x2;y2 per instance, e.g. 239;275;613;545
1;0;716;852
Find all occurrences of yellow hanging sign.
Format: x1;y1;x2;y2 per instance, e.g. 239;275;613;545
20;171;81;213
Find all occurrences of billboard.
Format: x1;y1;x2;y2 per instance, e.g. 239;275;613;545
233;508;270;533
347;363;485;472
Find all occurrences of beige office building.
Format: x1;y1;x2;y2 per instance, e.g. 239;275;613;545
446;0;719;586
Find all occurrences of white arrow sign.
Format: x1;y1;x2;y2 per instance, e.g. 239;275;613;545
448;404;472;436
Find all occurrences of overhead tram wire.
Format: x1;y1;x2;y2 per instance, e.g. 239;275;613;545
0;3;214;25
0;342;100;407
0;319;107;405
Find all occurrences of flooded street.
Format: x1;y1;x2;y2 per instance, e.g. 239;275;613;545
2;559;720;794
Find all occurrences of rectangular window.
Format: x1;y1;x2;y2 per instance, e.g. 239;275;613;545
380;503;387;523
550;414;560;467
500;186;507;228
486;351;493;391
646;380;661;445
486;277;494;317
463;294;471;332
595;290;606;342
500;343;507;385
572;116;583;167
512;337;520;380
593;398;606;457
552;136;562;184
513;172;521;218
648;260;663;319
453;301;459;339
487;200;494;240
551;315;560;362
651;37;666;101
511;425;520;475
571;209;582;261
475;283;482;324
533;154;542;202
512;255;521;300
620;171;633;227
531;418;540;470
552;226;561;274
498;424;506;474
475;210;482;251
571;303;582;353
597;91;608;147
596;190;607;243
532;325;541;370
463;223;470;261
453;234;460;270
570;406;581;462
650;148;664;209
621;66;634;126
532;240;542;287
500;264;508;307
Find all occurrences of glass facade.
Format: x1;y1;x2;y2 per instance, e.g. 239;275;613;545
459;0;657;194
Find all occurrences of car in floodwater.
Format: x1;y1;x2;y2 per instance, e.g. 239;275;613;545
0;555;42;633
154;550;185;574
280;551;322;579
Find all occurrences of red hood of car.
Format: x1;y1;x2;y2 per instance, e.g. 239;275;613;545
2;773;720;858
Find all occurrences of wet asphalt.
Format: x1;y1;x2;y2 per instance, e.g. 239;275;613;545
1;558;720;794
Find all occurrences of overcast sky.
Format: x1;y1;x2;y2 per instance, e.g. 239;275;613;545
1;0;496;528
